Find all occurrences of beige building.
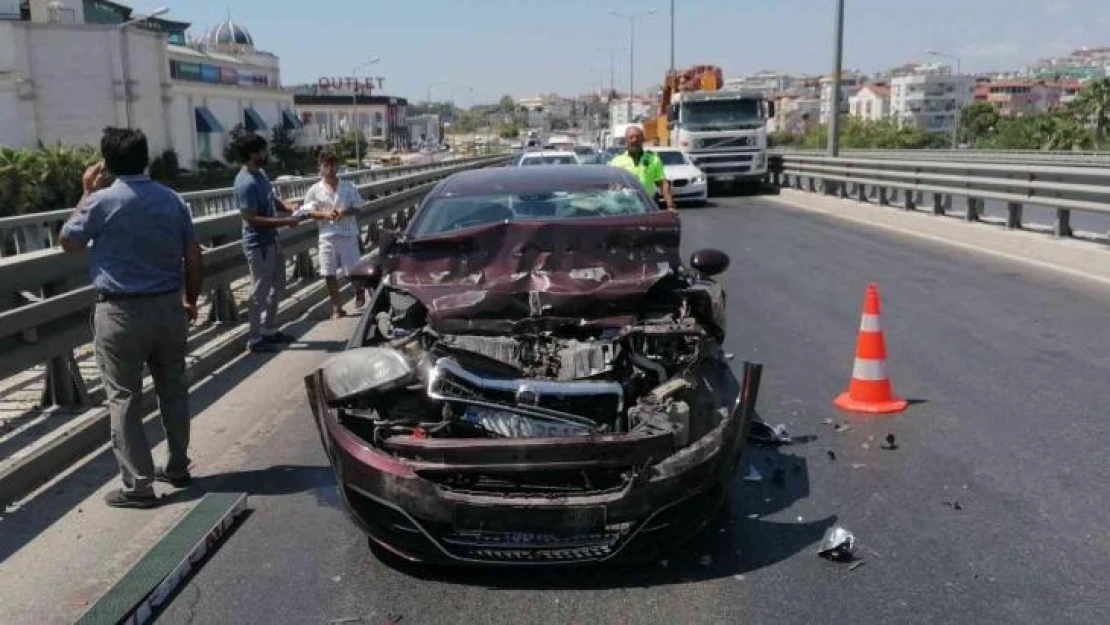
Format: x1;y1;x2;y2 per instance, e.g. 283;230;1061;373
849;84;891;121
0;0;300;168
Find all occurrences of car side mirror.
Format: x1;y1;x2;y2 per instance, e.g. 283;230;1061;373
690;248;730;277
349;253;384;290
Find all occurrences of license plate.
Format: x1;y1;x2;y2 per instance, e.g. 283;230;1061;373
717;175;737;182
452;505;606;534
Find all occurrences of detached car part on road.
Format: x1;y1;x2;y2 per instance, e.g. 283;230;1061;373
305;166;762;566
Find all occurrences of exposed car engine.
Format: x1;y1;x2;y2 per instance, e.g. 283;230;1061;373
324;280;730;455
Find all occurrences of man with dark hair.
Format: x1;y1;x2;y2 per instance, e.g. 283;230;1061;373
59;127;202;509
232;131;302;353
302;150;366;318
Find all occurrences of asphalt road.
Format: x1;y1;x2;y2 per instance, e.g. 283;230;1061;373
157;194;1110;625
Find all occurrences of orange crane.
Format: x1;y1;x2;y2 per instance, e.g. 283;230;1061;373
645;65;724;146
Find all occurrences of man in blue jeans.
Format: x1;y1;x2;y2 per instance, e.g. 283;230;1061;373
60;128;203;508
232;132;302;353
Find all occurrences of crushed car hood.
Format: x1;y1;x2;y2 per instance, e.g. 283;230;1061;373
383;211;683;321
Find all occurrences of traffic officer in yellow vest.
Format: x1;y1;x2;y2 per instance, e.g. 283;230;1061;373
608;125;676;211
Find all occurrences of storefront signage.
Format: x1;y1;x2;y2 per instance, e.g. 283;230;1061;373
317;77;386;94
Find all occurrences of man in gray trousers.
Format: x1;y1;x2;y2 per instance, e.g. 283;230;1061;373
60;128;203;509
231;132;302;353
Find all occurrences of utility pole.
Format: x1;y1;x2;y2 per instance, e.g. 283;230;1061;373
927;49;963;149
666;0;674;72
827;0;845;157
351;57;381;168
610;9;658;123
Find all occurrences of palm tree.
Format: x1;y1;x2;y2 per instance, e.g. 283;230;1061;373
1069;78;1110;141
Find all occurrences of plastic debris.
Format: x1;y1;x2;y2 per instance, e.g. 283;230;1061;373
659;559;669;568
833;422;851;432
733;574;746;581
827;450;837;461
332;575;342;583
748;421;792;445
818;526;857;562
861;442;870;450
943;500;964;511
699;554;713;567
742;465;763;482
882;434;898;450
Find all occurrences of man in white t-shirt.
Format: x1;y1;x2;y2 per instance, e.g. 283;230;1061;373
302;151;366;318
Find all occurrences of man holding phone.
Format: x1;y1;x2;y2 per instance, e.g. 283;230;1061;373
60;127;202;508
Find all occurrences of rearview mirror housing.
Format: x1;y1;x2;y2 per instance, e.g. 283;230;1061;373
690;248;730;277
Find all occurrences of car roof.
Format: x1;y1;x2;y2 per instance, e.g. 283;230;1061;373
521;150;577;157
433;165;644;197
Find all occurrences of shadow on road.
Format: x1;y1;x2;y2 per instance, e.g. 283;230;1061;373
376;439;829;590
0;314;343;565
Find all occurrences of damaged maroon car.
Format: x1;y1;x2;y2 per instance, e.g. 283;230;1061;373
304;166;763;566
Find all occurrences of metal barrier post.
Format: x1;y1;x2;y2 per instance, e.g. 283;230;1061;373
965;197;980;222
932;193;946;216
1006;202;1023;229
39;281;88;408
1055;209;1073;238
903;189;916;211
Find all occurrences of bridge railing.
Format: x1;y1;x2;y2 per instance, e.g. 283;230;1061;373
0;157;468;258
770;148;1110;167
0;154;507;409
770;154;1110;239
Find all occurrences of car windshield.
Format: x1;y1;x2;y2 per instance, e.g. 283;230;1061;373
409;187;655;237
655;151;688;165
521;155;577;165
682;99;763;130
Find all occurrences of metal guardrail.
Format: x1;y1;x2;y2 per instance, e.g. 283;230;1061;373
770;148;1110;167
0;157;476;258
770;154;1110;239
0;154;507;408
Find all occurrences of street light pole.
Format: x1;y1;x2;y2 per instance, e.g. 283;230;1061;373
827;0;845;157
351;57;381;168
927;49;963;149
117;6;168;129
610;9;658;123
666;0;674;72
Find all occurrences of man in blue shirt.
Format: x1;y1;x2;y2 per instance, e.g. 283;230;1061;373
60;128;203;509
232;132;302;352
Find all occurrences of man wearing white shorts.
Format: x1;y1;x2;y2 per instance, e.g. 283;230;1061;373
302;150;366;318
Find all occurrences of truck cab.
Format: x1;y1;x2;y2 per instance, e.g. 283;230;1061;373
667;90;774;189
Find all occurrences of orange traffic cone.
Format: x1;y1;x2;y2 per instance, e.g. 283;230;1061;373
833;283;908;415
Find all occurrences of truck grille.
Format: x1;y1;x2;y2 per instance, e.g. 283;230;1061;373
695;136;753;149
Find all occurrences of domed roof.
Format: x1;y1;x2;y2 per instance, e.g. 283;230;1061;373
207;20;254;48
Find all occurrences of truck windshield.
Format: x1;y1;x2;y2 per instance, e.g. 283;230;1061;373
682;99;763;131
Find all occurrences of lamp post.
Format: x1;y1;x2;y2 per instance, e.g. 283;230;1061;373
827;0;844;157
666;0;674;72
927;49;963;149
610;8;658;122
351;56;381;168
117;6;168;129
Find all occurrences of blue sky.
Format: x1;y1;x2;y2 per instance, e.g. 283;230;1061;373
138;0;1109;104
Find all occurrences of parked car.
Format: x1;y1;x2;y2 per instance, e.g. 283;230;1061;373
304;165;760;566
517;150;581;166
652;147;709;206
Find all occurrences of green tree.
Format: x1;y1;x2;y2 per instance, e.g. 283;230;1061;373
269;126;298;169
959;102;1001;146
1069;78;1110;140
498;95;515;114
335;131;368;164
222;123;248;163
496;122;520;139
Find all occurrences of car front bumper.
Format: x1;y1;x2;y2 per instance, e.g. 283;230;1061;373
304;364;760;567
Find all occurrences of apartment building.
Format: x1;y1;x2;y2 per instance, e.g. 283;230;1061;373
848;84;891;121
819;72;863;124
890;68;974;135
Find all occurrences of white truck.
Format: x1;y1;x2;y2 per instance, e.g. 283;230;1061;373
664;90;774;190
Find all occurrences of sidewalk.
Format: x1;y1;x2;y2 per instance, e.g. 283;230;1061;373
0;308;354;625
762;189;1110;289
